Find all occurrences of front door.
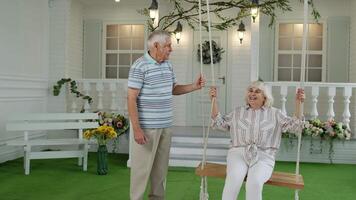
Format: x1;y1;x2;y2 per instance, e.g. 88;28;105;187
189;30;227;126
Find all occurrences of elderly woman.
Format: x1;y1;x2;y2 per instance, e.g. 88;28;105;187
209;81;304;200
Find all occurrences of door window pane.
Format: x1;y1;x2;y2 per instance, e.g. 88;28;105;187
106;54;117;65
293;54;301;68
119;38;131;50
308;54;322;68
308;69;322;81
119;25;131;37
309;24;323;37
293;69;301;81
278;69;291;81
293;38;302;50
308;38;322;51
278;54;292;67
119;67;130;79
279;23;293;36
132;38;145;50
106;67;117;79
106;38;118;50
119;53;131;65
294;24;303;37
279;38;292;50
106;25;118;37
132;25;145;37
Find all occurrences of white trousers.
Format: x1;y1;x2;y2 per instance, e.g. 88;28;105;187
222;148;275;200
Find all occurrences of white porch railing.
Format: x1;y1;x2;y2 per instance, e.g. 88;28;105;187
265;81;356;133
67;79;356;136
68;79;128;114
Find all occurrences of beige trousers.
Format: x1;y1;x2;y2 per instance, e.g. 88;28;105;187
130;128;172;200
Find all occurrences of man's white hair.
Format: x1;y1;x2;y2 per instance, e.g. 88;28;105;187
147;30;172;49
245;81;274;107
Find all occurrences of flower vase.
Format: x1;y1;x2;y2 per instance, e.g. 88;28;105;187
97;144;108;175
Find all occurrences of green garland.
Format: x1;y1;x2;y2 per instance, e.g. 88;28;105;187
53;78;93;105
197;40;225;64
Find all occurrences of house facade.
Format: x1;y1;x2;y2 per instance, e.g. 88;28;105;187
1;0;356;165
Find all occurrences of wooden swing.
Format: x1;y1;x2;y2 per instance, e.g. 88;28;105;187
195;0;310;199
195;163;304;190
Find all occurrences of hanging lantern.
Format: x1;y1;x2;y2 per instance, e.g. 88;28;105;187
251;0;259;23
148;0;158;21
237;21;246;44
174;21;183;44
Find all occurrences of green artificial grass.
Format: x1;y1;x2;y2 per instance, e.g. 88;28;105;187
0;153;355;200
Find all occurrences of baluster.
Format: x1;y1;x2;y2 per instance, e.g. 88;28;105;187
71;93;78;113
82;82;91;112
342;87;352;129
280;85;287;115
109;82;118;112
122;84;128;115
96;82;104;111
310;86;319;119
326;87;336;120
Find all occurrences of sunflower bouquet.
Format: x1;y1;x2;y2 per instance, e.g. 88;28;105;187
83;125;117;145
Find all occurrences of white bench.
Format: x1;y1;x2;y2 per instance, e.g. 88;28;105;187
6;113;99;175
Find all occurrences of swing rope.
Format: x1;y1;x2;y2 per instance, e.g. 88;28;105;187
197;1;308;200
295;0;308;199
198;0;216;199
197;0;209;199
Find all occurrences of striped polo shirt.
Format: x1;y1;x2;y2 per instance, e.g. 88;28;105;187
128;53;177;129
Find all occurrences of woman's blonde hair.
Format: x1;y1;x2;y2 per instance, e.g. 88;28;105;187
245;81;274;107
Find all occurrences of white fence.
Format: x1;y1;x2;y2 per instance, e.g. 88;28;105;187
265;81;356;135
68;79;128;114
68;80;356;136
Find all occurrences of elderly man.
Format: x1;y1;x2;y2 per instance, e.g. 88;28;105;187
128;30;205;200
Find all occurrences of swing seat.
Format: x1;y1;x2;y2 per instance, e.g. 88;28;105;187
195;162;304;190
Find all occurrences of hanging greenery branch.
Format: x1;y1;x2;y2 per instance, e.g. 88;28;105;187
138;0;320;32
53;78;93;105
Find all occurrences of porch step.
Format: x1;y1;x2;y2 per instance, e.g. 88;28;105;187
169;127;230;167
169;154;226;167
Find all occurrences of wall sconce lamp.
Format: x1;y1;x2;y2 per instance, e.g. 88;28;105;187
114;0;120;2
148;0;158;21
174;21;183;44
237;21;245;44
251;0;259;23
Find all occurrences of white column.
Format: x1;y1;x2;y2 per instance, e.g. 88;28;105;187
250;15;259;81
280;85;287;115
343;87;352;129
326;87;336;120
310;86;319;119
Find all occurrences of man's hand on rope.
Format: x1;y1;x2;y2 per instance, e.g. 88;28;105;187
209;86;217;100
193;73;206;90
134;128;148;145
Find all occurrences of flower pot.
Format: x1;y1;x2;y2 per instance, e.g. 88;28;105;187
97;145;108;175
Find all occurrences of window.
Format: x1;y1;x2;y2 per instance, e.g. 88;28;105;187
275;22;325;82
103;23;145;79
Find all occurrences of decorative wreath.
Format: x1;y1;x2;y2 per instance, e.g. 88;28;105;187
197;40;225;64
